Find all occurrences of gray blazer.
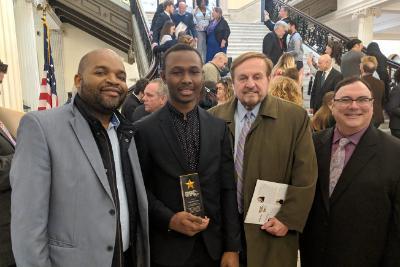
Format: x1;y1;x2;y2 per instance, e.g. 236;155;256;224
10;103;150;267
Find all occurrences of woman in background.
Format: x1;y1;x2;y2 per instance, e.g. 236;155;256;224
311;91;335;132
386;68;400;138
216;78;234;105
193;0;211;62
272;53;296;78
159;21;175;45
367;42;390;103
269;76;303;106
206;7;230;62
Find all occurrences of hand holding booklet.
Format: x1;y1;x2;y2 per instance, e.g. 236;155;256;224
244;180;288;225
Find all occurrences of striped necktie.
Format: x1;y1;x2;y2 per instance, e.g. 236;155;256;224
0;121;16;146
235;111;255;214
329;138;350;196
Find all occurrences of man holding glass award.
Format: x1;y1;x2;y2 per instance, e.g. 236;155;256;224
134;44;241;267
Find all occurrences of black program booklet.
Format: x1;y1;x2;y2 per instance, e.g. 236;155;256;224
179;173;205;217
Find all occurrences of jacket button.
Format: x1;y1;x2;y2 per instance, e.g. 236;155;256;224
107;246;113;251
129;130;133;134
109;209;115;215
125;138;129;143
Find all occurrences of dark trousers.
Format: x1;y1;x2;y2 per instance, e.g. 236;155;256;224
391;129;400;138
239;214;247;266
151;237;219;267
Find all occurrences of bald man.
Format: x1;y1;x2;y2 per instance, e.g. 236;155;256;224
203;52;228;84
310;54;343;112
10;49;150;267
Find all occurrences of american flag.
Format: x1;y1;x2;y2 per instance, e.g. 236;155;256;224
38;15;58;110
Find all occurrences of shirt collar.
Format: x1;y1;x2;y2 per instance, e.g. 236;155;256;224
107;113;120;130
237;101;261;122
332;126;368;145
167;101;198;120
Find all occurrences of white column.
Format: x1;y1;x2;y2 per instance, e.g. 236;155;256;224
0;0;24;111
354;8;380;46
14;0;41;111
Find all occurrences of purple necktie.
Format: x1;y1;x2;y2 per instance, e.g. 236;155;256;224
235;112;255;213
329;138;350;196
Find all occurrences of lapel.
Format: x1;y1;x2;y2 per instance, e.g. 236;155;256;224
330;126;377;206
69;105;113;201
158;105;190;172
215;99;237;140
249;95;279;134
315;128;334;213
321;69;336;90
198;108;212;173
0;128;15;149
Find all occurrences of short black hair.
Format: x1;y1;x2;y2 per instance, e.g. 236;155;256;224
346;38;362;50
162;44;203;70
0;60;8;74
334;76;372;95
163;0;173;9
196;0;209;6
288;19;298;30
132;78;149;95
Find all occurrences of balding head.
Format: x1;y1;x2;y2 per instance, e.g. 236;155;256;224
212;52;228;69
78;49;122;75
317;54;332;71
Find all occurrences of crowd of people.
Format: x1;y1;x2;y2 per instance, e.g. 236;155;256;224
1;2;400;267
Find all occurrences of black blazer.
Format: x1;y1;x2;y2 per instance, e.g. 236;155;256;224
264;17;290;51
262;31;284;65
300;126;400;267
133;105;241;266
0;131;15;266
387;85;400;129
152;12;172;43
213;17;230;46
310;68;343;111
131;105;150;123
121;93;142;123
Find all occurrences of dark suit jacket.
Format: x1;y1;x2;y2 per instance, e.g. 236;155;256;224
131;105;150;123
121;93;142;123
362;75;385;125
133;105;241;266
214;17;230;47
262;31;284;65
310;68;343;111
264;17;290;51
387;85;400;129
0;131;15;266
300;126;400;267
152;12;172;43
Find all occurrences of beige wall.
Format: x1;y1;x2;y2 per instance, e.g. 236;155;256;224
228;0;254;10
62;24;139;94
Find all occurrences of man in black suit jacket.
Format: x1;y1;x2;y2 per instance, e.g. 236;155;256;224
300;77;400;267
263;6;290;51
134;44;241;267
310;54;343;112
0;121;16;267
121;78;148;122
262;21;287;65
152;0;174;44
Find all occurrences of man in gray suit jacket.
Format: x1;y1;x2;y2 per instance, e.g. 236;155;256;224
10;49;149;267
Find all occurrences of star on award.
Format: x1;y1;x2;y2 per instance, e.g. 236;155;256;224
185;179;195;190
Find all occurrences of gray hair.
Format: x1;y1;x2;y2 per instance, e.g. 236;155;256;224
149;78;168;97
274;21;288;31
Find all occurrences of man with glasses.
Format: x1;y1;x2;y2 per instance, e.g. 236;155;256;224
300;77;400;267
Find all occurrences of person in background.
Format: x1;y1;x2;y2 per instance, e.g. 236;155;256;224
341;38;364;78
152;0;174;45
159;21;175;45
287;20;304;75
262;21;288;66
206;7;230;62
203;52;228;84
271;52;296;77
178;32;196;47
150;0;166;38
263;7;290;51
269;76;303;106
0;59;16;267
386;68;400;138
121;78;149;123
310;54;343;113
366;42;390;103
360;56;385;128
307;40;343;76
193;0;211;62
172;1;198;40
216;78;234;105
283;67;300;85
311;91;335;132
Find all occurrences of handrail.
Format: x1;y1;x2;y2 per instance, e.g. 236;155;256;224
130;0;160;81
271;0;400;76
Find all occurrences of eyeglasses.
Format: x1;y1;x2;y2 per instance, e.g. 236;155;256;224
333;96;374;107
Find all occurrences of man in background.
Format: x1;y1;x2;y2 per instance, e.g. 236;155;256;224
341;38;364;78
121;78;149;123
172;1;197;40
131;78;168;122
203;52;228;84
262;21;288;65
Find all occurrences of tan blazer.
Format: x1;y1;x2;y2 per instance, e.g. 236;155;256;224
210;96;317;267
